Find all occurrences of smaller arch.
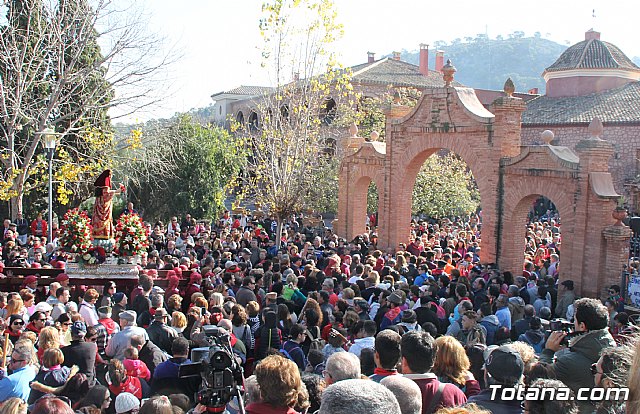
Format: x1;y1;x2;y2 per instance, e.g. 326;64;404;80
500;187;574;278
236;111;245;125
248;111;259;132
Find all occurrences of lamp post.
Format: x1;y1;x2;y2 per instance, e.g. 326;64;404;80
42;128;57;243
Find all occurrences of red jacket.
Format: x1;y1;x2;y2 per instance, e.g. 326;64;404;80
405;373;467;413
109;375;143;399
30;219;47;236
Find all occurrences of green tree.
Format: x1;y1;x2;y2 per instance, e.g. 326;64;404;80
128;115;244;221
0;0;173;218
412;153;480;218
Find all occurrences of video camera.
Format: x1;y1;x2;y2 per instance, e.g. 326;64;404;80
179;325;245;413
548;318;585;347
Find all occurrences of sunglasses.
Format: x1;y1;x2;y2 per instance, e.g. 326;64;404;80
63;322;72;326
12;321;24;326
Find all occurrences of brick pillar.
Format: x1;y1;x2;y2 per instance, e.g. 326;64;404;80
491;90;526;158
576;117;622;298
602;225;631;299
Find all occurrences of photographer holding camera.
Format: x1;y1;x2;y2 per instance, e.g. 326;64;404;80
540;298;615;393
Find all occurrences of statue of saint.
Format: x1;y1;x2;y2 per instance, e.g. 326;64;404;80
92;169;121;239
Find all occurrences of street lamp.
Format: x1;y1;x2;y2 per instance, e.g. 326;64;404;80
42;128;57;243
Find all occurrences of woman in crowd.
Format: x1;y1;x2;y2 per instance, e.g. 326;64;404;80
433;335;480;397
73;384;111;413
246;355;306;414
277;304;294;339
36;326;60;363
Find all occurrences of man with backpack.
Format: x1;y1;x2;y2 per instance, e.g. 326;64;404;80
281;323;307;371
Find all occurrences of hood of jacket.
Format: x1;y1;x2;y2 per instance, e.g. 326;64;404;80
524;329;545;344
509;296;525;308
569;328;616;361
481;315;500;327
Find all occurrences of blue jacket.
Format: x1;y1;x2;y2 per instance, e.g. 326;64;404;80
282;340;306;371
153;357;191;381
480;315;500;345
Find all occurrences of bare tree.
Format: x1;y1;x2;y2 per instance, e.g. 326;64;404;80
0;0;176;216
235;0;353;240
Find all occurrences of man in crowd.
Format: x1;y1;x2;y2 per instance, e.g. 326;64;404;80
324;352;361;385
370;329;401;383
319;379;402;414
540;298;616;392
62;321;97;385
467;345;524;413
348;320;376;358
146;307;177;355
105;310;148;360
0;342;36;400
555;280;576;319
401;331;467;412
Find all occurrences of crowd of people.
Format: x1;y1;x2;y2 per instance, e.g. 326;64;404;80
0;206;638;414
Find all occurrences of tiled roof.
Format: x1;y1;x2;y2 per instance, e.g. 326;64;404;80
211;85;274;98
351;58;464;88
545;39;640;72
522;81;640;125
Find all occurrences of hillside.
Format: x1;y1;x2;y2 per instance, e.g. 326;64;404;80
399;34;568;94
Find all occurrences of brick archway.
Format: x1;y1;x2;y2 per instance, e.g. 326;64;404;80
337;84;630;298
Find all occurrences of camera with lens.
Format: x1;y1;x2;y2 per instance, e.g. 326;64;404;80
548;318;584;346
179;325;245;413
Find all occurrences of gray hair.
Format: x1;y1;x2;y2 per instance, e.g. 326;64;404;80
325;352;361;382
380;376;422;414
244;375;261;405
508;285;519;296
319;379;401;414
150;294;163;308
12;342;34;364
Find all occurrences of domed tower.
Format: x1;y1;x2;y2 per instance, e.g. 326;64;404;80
543;29;640;97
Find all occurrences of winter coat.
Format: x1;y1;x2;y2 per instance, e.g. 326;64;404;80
480;315;500;345
555;291;576;320
28;366;71;404
539;328;616;392
507;296;525;326
518;329;546;353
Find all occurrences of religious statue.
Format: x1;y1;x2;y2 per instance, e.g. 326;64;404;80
92;169;123;239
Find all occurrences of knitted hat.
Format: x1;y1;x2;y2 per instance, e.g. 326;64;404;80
115;392;140;414
113;292;126;304
71;321;87;336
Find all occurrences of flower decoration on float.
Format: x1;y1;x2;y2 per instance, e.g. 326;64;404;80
114;213;149;257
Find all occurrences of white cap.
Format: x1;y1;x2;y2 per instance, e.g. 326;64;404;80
34;302;53;312
115;392;140;414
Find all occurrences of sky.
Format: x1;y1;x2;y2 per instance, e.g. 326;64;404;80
117;0;640;122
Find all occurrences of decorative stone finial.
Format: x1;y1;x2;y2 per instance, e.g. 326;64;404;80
588;117;604;139
442;59;456;87
349;122;358;137
370;131;379;141
504;78;515;97
541;130;554;145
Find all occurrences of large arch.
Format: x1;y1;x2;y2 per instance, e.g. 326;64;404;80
377;87;503;263
337;76;630;298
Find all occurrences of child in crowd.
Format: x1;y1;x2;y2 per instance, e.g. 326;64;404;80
122;346;151;382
